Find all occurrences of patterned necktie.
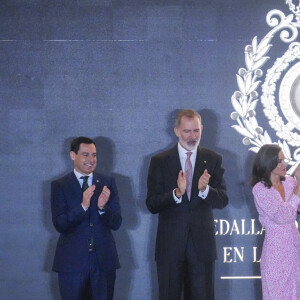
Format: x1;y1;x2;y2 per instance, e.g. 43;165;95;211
185;152;193;200
80;176;89;192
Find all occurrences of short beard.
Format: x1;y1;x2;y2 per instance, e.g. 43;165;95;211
181;139;200;151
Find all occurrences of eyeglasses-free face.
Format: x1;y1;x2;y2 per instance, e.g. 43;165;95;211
277;158;290;165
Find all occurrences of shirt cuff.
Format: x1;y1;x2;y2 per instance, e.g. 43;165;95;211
98;207;105;215
81;204;88;211
198;185;209;199
173;189;182;204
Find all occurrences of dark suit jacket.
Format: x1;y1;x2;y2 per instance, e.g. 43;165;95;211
51;171;122;272
146;145;228;263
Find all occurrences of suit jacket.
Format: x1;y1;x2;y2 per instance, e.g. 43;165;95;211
146;145;228;263
51;171;122;272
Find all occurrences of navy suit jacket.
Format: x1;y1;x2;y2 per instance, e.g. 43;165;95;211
51;171;122;272
146;145;228;263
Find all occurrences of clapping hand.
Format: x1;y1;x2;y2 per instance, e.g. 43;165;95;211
176;170;187;197
198;169;211;192
82;185;96;209
98;185;110;210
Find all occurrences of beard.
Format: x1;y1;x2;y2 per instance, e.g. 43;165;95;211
180;139;200;151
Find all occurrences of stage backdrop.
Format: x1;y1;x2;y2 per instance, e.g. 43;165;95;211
1;1;300;299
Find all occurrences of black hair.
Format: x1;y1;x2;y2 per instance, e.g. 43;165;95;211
250;144;285;188
70;136;96;154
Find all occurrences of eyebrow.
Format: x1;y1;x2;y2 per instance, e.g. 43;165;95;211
183;129;199;131
81;152;97;155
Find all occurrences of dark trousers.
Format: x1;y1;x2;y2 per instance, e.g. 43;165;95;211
58;252;116;300
157;236;215;300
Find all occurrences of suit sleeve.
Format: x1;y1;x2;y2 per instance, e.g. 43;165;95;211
99;177;122;230
204;155;228;209
146;156;177;214
51;180;87;234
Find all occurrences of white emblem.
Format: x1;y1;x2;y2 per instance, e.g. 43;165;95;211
231;0;300;174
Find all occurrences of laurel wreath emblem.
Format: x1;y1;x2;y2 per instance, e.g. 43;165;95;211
231;8;300;173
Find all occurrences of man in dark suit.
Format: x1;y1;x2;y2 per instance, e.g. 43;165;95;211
146;109;228;300
51;136;122;300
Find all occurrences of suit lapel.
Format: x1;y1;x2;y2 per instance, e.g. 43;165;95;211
92;173;101;189
166;145;193;202
166;146;182;182
67;172;82;194
91;173;103;205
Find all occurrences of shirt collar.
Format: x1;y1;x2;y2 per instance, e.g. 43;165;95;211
73;169;93;181
177;142;197;159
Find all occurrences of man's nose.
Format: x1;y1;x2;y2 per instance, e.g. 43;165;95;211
191;132;197;138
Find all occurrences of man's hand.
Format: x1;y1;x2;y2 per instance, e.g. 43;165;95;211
98;185;111;210
82;185;96;209
176;170;187;197
198;169;211;192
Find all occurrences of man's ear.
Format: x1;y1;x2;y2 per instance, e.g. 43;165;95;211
70;151;76;161
174;127;179;137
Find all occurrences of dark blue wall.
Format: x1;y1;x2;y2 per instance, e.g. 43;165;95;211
1;1;298;299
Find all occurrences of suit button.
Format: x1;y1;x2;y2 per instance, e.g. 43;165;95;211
90;223;93;227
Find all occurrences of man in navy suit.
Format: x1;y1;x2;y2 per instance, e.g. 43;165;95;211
146;109;228;300
51;136;122;300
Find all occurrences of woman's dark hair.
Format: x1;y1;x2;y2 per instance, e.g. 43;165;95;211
250;144;285;188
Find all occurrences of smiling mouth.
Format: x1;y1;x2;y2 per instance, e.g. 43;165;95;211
85;163;94;167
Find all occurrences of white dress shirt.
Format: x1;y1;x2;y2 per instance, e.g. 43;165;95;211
173;143;209;203
74;168;93;187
